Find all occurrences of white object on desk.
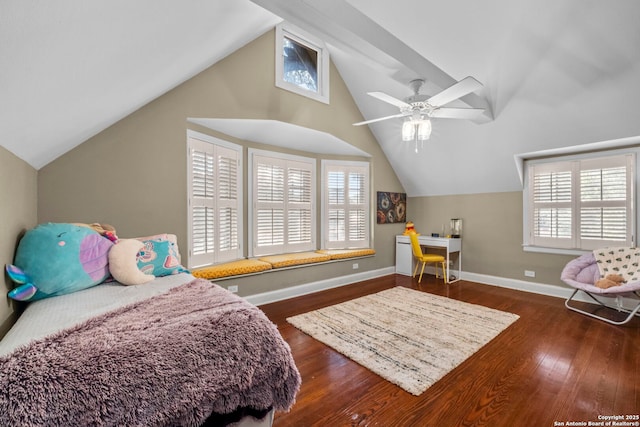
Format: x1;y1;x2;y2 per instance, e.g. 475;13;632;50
395;235;462;282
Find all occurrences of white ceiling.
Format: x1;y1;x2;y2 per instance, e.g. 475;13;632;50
3;0;640;196
0;0;280;169
189;118;371;157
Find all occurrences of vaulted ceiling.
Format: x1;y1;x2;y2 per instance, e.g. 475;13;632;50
2;0;640;196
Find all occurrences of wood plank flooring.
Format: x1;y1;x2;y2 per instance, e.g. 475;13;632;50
259;274;640;427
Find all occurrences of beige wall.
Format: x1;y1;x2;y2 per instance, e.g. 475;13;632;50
1;29;583;318
37;30;405;296
407;191;575;288
0;146;38;335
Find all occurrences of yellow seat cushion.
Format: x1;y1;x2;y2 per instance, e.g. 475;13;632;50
192;259;272;280
259;252;331;268
315;248;376;260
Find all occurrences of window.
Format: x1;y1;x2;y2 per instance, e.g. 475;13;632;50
187;132;242;267
322;160;370;249
275;22;329;104
249;149;316;256
525;153;634;251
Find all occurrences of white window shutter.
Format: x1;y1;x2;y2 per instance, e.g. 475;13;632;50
527;153;634;251
348;170;367;244
252;153;315;256
255;157;286;254
327;170;346;243
323;162;370;249
286;162;313;251
529;161;574;248
189;138;216;267
216;146;240;262
187;135;241;267
577;155;633;249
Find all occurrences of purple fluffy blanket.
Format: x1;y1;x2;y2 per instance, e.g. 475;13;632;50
0;279;300;426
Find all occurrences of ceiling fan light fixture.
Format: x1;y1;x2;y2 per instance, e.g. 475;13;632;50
417;118;432;141
402;117;431;143
401;119;415;141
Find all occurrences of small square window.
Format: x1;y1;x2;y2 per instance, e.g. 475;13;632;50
276;23;329;104
283;36;319;92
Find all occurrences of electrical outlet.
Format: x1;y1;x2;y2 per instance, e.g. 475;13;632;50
352;263;359;270
524;270;536;278
228;285;239;293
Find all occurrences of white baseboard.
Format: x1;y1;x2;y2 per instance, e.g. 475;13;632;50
461;271;574;299
245;266;396;306
246;267;638;311
461;271;639;310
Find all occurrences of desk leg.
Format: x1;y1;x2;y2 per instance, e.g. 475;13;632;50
445;251;450;283
448;251;461;283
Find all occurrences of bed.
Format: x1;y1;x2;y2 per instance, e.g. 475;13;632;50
0;272;301;426
561;251;640;325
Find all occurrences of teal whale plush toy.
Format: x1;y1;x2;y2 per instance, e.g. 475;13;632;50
6;223;114;301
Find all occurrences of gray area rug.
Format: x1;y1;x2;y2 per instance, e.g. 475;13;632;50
287;286;519;395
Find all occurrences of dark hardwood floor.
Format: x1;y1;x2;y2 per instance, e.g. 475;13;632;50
259;274;640;427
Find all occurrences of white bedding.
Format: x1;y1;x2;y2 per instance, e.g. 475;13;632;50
0;272;195;356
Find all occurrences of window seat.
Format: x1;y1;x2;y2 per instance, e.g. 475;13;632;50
191;259;272;280
258;251;331;268
316;248;376;260
191;249;375;280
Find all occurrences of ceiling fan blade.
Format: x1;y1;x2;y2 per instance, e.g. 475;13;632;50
367;92;411;109
353;112;407;126
426;76;483;107
430;107;485;120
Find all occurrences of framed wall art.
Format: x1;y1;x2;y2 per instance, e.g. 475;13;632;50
377;191;406;224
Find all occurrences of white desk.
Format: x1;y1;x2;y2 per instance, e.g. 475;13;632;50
395;235;462;283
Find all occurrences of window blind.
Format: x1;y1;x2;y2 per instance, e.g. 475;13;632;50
531;165;572;243
188;136;241;267
579;159;628;246
527;154;634;250
252;153;315;256
323;162;370;249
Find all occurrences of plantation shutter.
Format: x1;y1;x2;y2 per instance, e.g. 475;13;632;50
255;158;286;254
324;162;370;249
252;153;315;256
348;170;367;245
189;138;216;267
328;170;346;243
578;155;633;249
287;163;313;249
188;136;241;267
216;146;240;262
529;161;574;248
527;153;633;250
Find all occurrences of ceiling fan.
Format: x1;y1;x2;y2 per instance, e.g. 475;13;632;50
352;76;485;127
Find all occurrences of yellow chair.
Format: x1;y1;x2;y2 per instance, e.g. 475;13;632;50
409;232;447;283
